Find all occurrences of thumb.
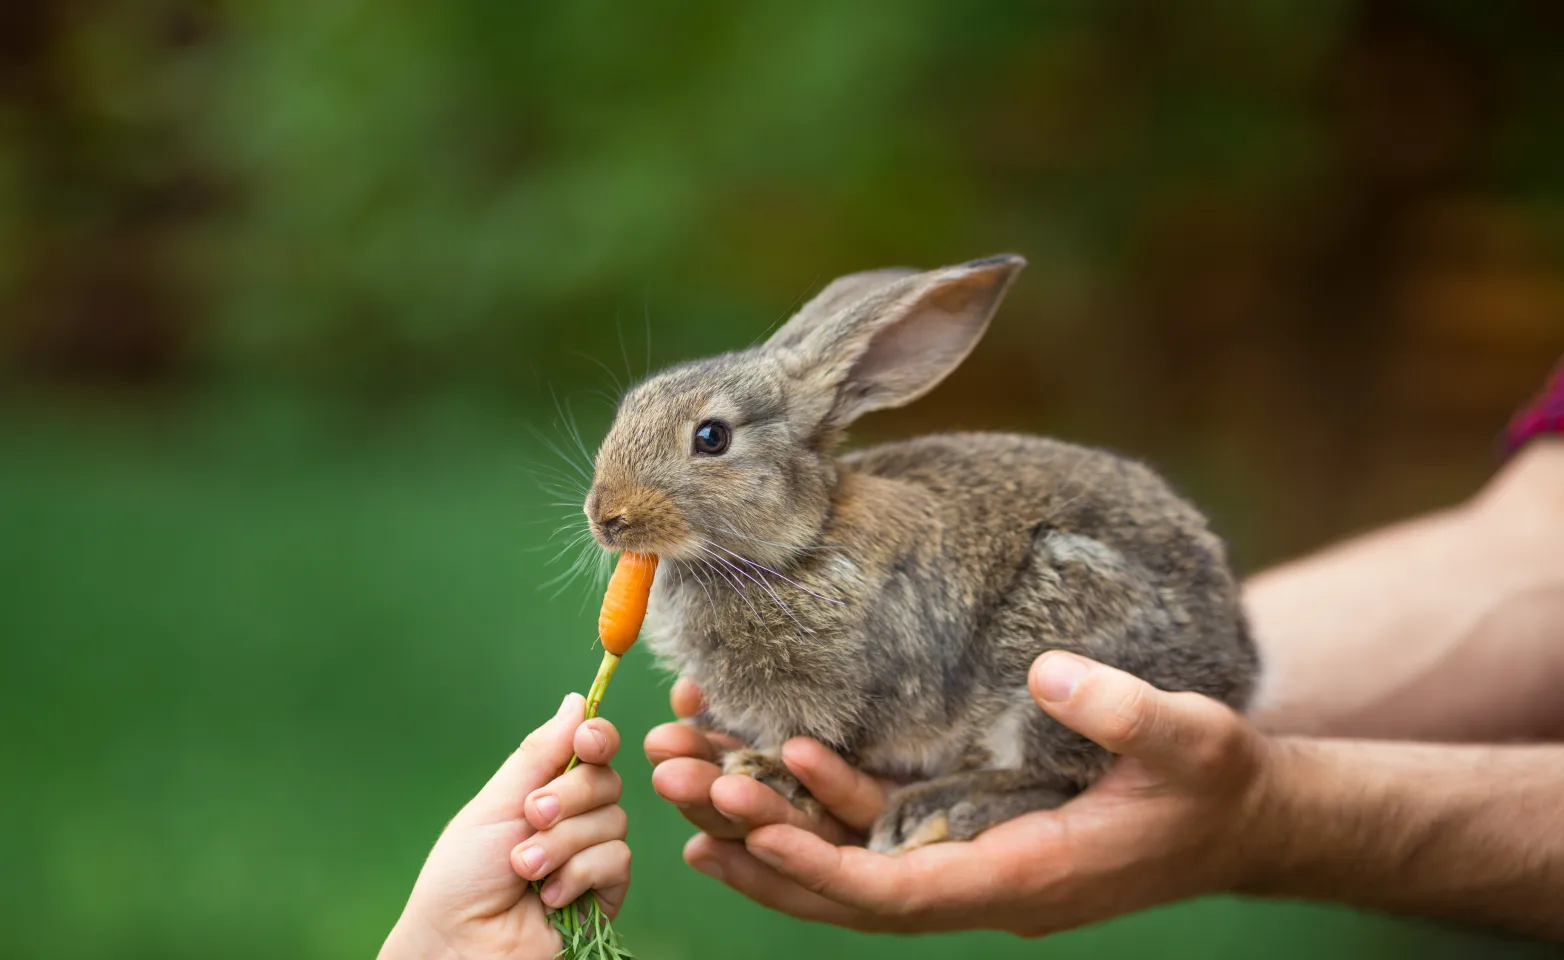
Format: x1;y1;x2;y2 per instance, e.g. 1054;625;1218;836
1028;652;1249;780
461;693;584;825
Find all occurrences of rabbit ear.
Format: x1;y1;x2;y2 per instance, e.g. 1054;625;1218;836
768;254;1025;430
766;267;921;353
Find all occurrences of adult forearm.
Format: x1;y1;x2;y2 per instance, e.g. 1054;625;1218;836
1245;439;1564;740
1243;738;1564;940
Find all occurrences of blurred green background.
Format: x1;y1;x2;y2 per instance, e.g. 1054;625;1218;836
3;1;1563;958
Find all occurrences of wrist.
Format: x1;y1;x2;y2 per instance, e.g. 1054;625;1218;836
1228;735;1328;897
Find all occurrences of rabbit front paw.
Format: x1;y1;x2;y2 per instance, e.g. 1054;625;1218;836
722;749;821;818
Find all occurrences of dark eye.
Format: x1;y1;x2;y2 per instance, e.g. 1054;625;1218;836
692;420;731;456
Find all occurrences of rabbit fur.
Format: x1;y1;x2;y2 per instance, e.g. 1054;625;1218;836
584;254;1259;853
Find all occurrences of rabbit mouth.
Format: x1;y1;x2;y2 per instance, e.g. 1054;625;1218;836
584;484;690;555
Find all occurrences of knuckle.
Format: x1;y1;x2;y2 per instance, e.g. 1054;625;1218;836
1187;707;1257;780
1101;681;1156;748
598;767;624;801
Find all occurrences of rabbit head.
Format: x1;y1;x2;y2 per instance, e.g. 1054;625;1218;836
585;255;1026;567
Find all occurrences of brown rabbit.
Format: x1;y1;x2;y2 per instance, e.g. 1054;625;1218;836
584;255;1259;853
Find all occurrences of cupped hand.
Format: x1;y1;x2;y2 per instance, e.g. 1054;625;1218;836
380;694;631;960
659;655;1274;936
643;679;893;846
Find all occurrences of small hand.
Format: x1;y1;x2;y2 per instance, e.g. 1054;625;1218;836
673;655;1272;936
380;694;632;960
643;678;890;846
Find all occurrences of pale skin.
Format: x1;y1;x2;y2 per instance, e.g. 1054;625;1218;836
645;438;1564;939
380;694;632;960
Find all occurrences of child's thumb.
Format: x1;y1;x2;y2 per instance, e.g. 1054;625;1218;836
461;693;585;826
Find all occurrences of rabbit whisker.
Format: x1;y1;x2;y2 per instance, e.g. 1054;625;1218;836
693;553;767;630
682;558;717;610
570;347;627;398
524;422;592;485
702;538;845;606
695;541;816;636
712;525;845;555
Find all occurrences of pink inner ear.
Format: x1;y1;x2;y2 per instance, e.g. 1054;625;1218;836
849;272;1001;402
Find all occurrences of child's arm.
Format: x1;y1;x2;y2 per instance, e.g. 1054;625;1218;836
380;693;631;960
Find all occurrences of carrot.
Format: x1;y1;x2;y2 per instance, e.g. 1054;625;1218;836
598;550;659;655
564;550;658;773
537;551;659;959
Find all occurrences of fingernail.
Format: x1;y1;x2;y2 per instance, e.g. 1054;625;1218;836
1035;653;1088;702
533;794;560;825
589;726;609;755
519;844;545;874
690;857;725;882
645;751;671;765
716;806;745;825
541;879;561;903
748;842;781;869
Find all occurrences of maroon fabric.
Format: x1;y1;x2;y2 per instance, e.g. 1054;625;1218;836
1504;356;1564;456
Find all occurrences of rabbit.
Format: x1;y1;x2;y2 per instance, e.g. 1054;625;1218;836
583;254;1260;854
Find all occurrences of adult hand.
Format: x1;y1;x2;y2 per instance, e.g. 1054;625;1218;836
643;679;891;846
656;655;1274;935
381;694;631;960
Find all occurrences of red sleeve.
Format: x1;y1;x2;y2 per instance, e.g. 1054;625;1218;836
1503;356;1564;457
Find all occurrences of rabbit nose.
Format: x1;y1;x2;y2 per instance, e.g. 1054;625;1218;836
598;514;628;536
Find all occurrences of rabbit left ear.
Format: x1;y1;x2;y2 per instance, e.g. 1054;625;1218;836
769;254;1026;430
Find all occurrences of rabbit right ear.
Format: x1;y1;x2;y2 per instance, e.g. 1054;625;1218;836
765;254;1025;437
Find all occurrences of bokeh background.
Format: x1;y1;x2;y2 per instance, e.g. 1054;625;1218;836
3;1;1563;958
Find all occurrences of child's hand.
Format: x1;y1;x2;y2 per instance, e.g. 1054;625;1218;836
380;693;631;960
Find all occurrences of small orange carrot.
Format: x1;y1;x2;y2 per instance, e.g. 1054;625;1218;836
539;551;660;957
564;551;659;773
598;550;659;655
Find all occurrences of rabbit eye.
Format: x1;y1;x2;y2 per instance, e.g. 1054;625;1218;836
692;420;731;456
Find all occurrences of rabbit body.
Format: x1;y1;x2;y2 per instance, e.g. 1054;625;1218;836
586;255;1259;851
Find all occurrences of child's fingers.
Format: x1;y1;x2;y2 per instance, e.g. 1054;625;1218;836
525;762;623;830
510;804;629;881
573;718;619;766
593;875;631;920
537;840;633;911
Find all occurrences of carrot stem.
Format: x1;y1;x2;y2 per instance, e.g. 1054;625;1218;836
564;651;620;773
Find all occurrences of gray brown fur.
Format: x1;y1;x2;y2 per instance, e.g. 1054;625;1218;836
584;255;1259;852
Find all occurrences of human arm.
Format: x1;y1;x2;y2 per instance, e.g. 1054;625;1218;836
1246;438;1564;740
380;694;632;960
669;655;1564;939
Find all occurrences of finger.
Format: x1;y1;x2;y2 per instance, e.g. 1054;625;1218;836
743;824;934;915
650;757;750;839
460;693;584;825
574;718;620;766
683;834;872;929
538;840;632;911
670;676;704;719
644;721;719;765
511;804;629;881
781;738;887;834
525;762;622;831
1029;651;1252;780
709;773;859;845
